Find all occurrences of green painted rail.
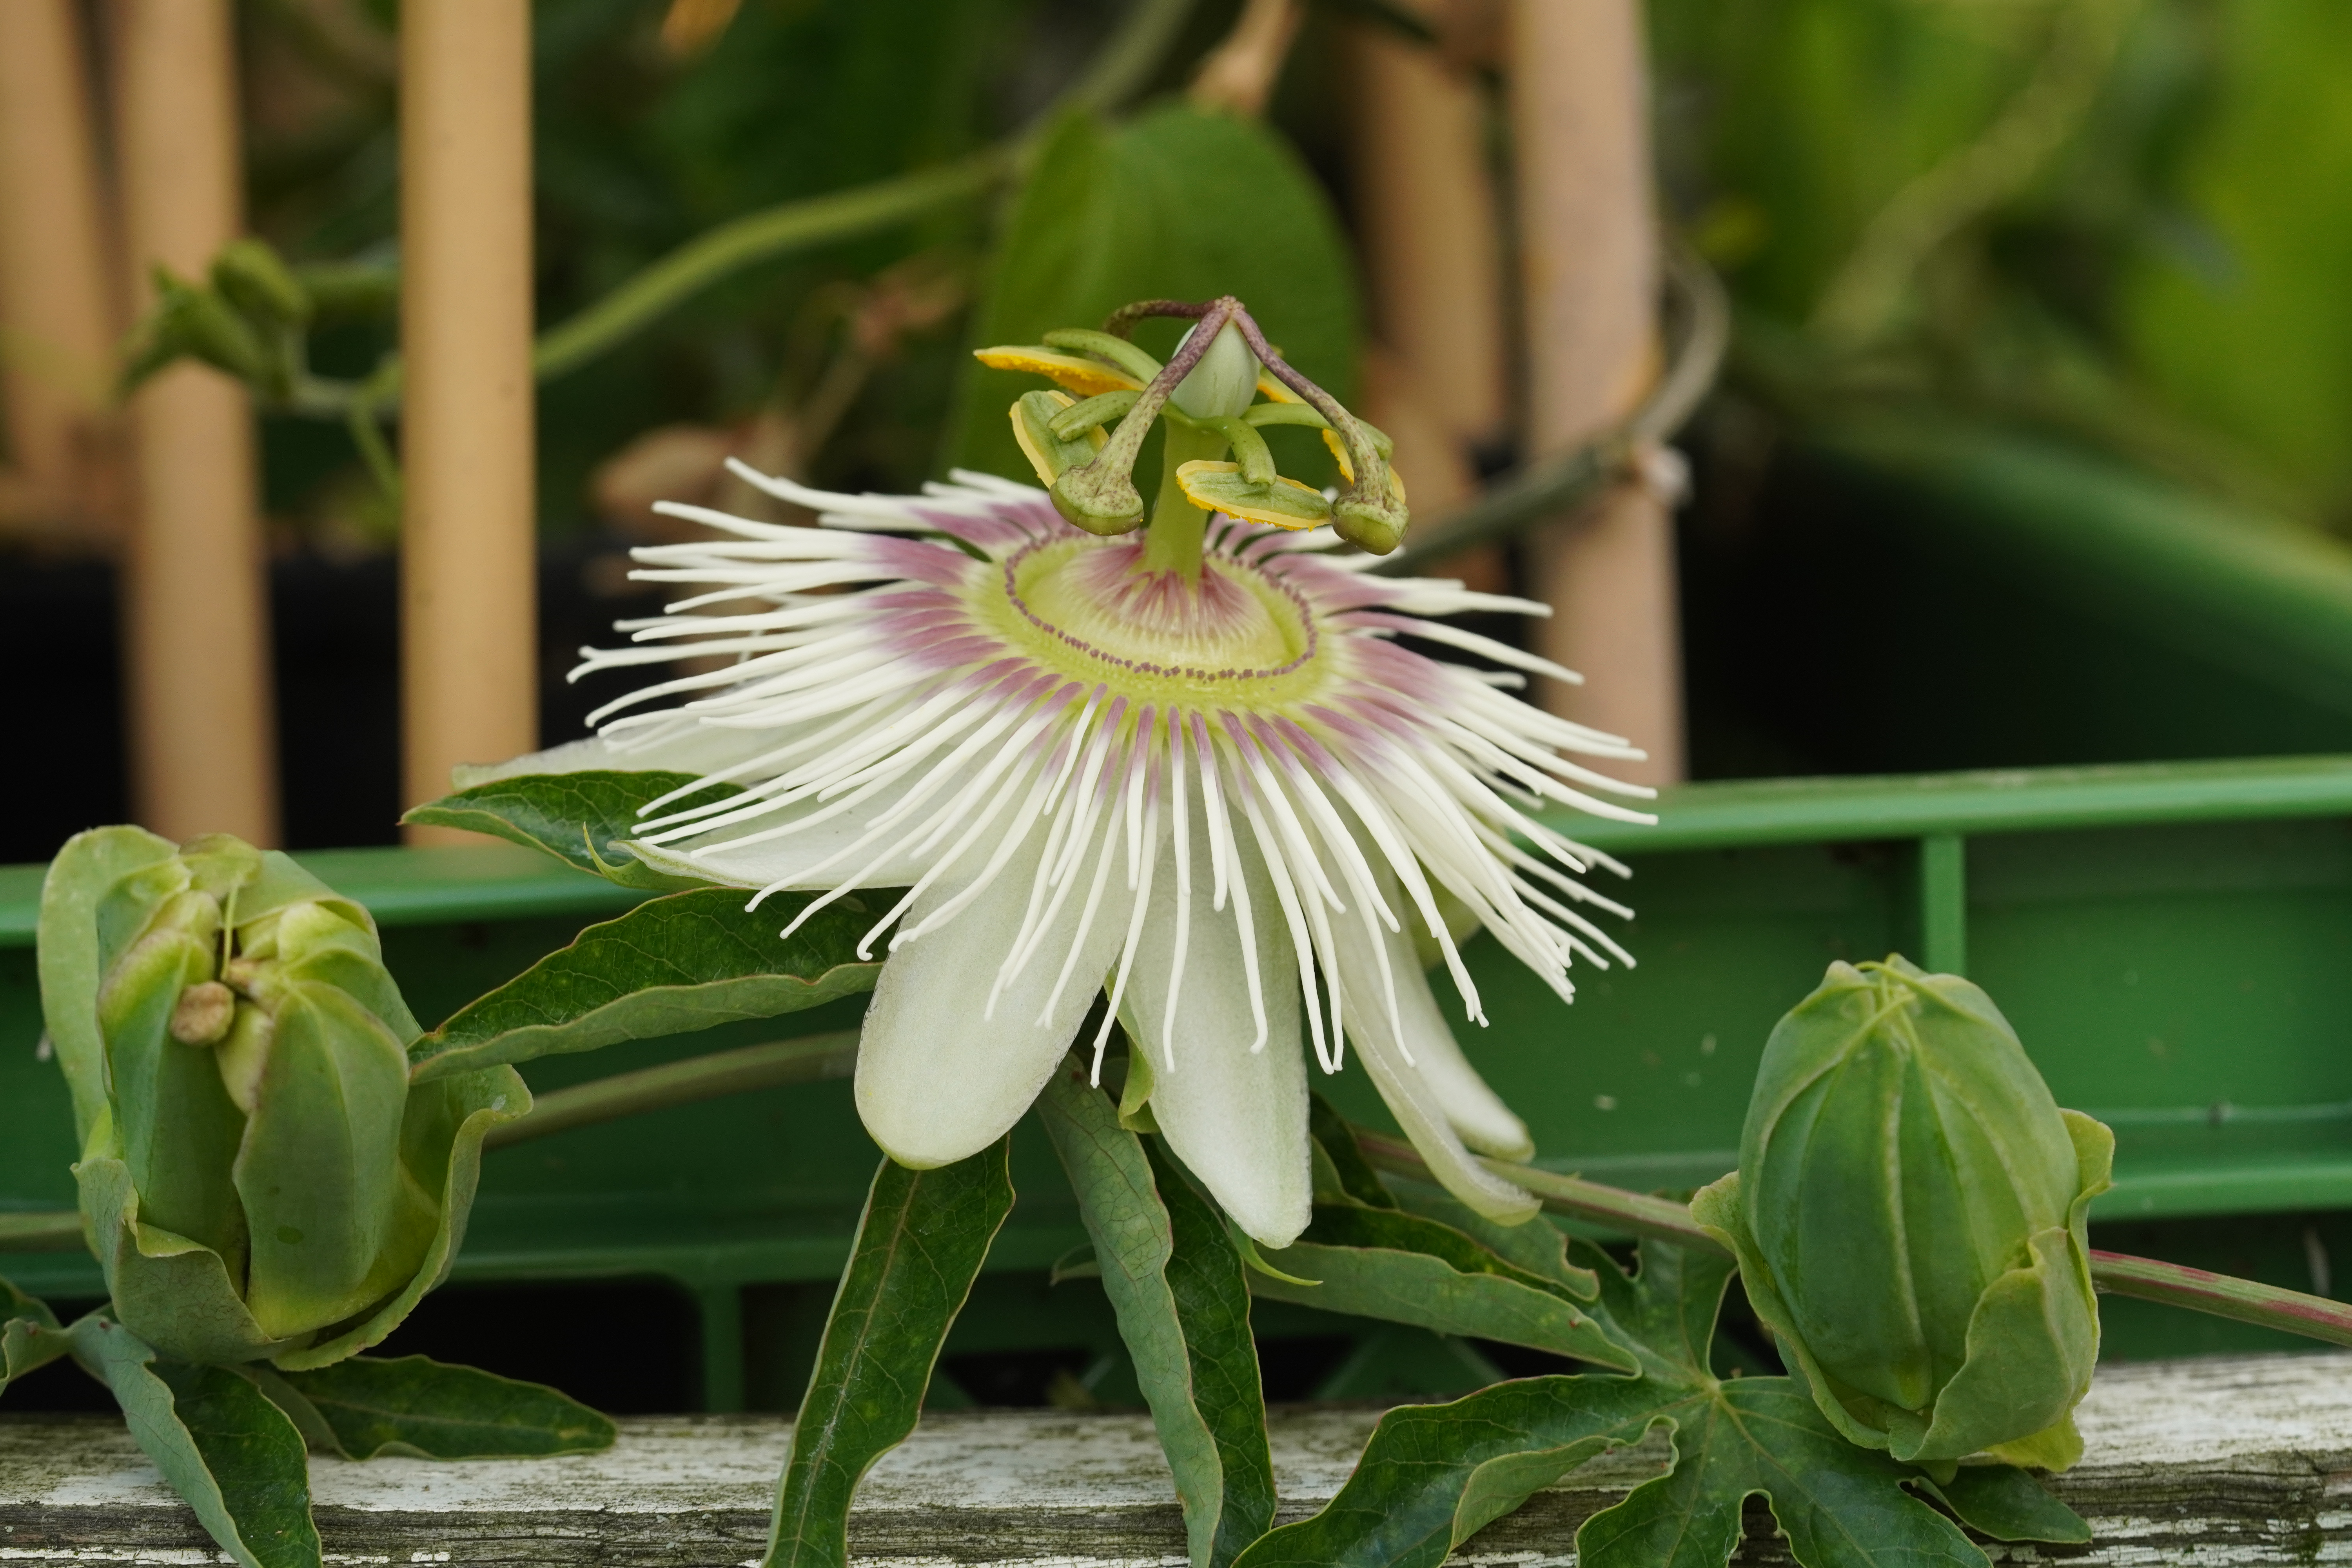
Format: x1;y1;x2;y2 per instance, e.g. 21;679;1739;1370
9;751;2352;1404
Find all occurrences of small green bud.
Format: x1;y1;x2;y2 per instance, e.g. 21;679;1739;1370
1693;957;2112;1470
1168;321;1259;420
210;237;312;329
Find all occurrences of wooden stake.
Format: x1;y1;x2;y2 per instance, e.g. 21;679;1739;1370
1508;0;1684;784
1345;11;1508;586
400;0;537;836
114;0;279;844
0;0;121;544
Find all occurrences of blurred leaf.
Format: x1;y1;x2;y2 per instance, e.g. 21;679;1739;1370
266;1355;615;1459
1651;0;2045;319
404;770;739;887
1038;1062;1275;1568
409;888;880;1082
2117;0;2352;507
947;105;1360;484
764;1141;1016;1568
71;1315;320;1568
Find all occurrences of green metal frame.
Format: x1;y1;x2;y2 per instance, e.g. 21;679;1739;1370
9;752;2352;1406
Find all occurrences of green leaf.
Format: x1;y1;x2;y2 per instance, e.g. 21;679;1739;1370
1307;1094;1396;1208
1229;1363;1664;1568
2;1277;69;1396
263;1355;616;1459
1917;1464;2092;1544
948;105;1360;485
1038;1062;1275;1568
409;888;880;1082
1387;1185;1600;1300
1577;1379;1984;1568
70;1314;321;1568
1247;1205;1633;1370
402;771;740;887
764;1141;1016;1568
1238;1241;2073;1568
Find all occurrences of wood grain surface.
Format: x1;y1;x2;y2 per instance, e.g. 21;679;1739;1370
7;1351;2352;1564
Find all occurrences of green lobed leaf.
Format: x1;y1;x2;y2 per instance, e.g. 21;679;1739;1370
260;1355;615;1459
2;1277;69;1396
1248;1205;1632;1370
1577;1379;1980;1568
1238;1241;2087;1568
1038;1062;1275;1568
408;888;880;1082
70;1314;321;1568
764;1141;1016;1568
401;771;740;888
948;105;1361;485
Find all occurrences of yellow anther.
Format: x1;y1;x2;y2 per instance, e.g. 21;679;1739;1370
974;345;1143;397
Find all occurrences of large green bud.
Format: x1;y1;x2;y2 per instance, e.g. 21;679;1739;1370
37;828;529;1368
1691;956;2111;1471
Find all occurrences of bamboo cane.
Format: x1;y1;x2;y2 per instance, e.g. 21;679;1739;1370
400;0;537;839
0;0;121;544
1508;0;1684;784
1344;9;1508;587
114;0;279;844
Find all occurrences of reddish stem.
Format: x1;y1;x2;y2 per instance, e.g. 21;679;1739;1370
1351;1125;2352;1349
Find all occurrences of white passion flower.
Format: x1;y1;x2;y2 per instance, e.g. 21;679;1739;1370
476;299;1657;1249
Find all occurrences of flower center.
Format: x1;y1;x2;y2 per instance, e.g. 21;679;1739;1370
993;537;1317;697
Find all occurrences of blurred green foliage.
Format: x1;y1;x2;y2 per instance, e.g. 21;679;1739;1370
1652;0;2352;532
242;0;1106;543
229;0;2352;549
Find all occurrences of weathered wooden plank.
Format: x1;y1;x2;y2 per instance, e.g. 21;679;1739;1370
7;1352;2352;1565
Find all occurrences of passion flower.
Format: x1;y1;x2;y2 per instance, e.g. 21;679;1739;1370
476;298;1653;1248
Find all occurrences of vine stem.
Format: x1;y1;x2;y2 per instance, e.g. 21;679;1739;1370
256;0;1203;418
15;1027;2352;1357
1348;1125;2352;1351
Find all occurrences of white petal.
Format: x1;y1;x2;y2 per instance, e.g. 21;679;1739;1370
451;736;619;788
1129;808;1309;1249
1400;1004;1534;1161
631;748;980;890
855;802;1134;1168
1332;893;1539;1225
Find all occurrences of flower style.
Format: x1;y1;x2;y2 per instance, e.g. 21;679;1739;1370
477;301;1654;1249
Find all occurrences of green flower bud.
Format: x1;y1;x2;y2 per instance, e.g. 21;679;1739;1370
38;828;528;1368
1691;956;2112;1471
